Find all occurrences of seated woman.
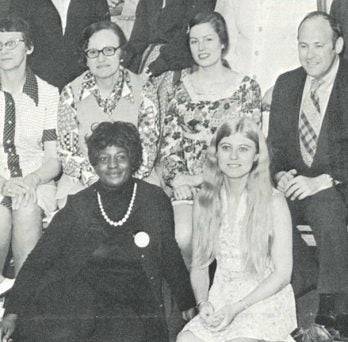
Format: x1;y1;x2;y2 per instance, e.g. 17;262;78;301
177;117;297;342
57;20;148;208
0;16;61;295
1;121;195;342
159;11;261;266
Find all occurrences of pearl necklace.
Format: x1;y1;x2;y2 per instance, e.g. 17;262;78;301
97;183;137;227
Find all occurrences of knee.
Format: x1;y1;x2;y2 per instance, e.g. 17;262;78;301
175;224;192;251
176;330;195;342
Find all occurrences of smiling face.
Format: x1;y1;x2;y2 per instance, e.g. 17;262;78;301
189;22;223;68
0;31;32;72
298;16;343;80
86;29;121;80
94;145;132;189
217;133;258;180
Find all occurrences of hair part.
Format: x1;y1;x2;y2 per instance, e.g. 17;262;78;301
0;16;33;49
192;117;274;276
86;121;142;172
80;21;127;67
189;11;229;58
298;11;343;46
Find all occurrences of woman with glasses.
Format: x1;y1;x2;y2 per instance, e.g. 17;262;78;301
57;21;146;208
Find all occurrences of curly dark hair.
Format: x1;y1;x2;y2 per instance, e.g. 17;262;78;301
86;121;142;172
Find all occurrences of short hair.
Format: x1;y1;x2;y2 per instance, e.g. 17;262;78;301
189;11;229;57
86;121;142;173
298;11;343;45
0;16;33;49
80;21;127;66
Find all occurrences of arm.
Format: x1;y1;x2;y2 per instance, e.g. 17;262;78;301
158;190;196;311
240;78;262;124
122;0;149;73
213;193;293;330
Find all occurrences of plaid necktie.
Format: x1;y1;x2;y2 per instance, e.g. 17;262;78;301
299;79;322;167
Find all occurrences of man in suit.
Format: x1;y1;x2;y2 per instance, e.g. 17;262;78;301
9;0;110;90
268;11;348;334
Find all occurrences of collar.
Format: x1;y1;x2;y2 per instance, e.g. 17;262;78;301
0;68;38;106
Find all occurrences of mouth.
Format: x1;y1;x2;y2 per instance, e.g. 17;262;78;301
227;164;241;169
198;53;210;60
96;64;110;69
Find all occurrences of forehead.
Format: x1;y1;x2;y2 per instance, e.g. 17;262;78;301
189;22;217;38
298;17;334;43
0;31;23;41
219;133;256;146
88;29;119;47
99;145;127;154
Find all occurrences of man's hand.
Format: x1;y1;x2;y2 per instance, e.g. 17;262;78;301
275;169;297;193
285;174;332;201
173;185;194;201
182;307;196;321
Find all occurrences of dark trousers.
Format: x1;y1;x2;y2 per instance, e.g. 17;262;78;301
289;187;348;295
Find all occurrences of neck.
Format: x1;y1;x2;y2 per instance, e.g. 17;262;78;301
196;60;226;81
223;175;248;200
0;66;26;94
95;69;120;98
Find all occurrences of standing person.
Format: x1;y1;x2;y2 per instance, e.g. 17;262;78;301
9;0;110;90
178;118;296;342
330;0;348;61
268;11;348;336
0;16;61;295
57;21;150;209
1;121;195;342
159;12;261;266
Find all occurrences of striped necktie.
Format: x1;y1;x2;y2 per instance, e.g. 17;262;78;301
299;78;322;167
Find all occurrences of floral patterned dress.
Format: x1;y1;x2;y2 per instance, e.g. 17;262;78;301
160;74;261;188
182;191;297;341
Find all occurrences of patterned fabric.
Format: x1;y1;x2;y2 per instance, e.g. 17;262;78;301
160;74;262;187
57;67;136;186
182;190;297;341
299;79;322;167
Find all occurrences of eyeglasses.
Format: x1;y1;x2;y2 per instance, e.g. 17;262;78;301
0;39;25;51
85;46;122;59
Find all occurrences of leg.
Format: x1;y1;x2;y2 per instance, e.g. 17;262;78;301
173;203;193;268
12;202;42;275
304;187;348;294
177;330;205;342
0;204;12;280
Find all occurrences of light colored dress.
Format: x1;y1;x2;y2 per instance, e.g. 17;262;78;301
182;191;297;341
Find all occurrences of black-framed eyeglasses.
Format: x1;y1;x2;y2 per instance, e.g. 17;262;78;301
85;46;122;59
0;39;25;51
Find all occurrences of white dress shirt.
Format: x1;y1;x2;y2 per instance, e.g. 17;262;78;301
51;0;71;34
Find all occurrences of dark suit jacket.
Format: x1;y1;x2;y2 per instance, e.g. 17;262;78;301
268;59;348;200
5;179;195;339
9;0;110;90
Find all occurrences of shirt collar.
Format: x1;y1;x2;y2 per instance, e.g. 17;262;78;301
0;68;39;106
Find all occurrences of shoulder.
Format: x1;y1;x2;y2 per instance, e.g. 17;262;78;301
36;75;59;99
65;185;95;210
270;189;291;224
274;66;306;88
136;179;172;207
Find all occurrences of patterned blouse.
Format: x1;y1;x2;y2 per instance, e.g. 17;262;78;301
160;74;261;186
57;67;136;186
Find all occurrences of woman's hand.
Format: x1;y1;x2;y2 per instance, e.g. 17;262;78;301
173;185;194;201
198;301;215;327
182;307;196;321
209;303;242;331
172;174;203;188
1;313;17;342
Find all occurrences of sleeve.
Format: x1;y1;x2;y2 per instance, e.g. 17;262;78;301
157;190;196;311
122;0;149;73
42;88;59;142
94;0;111;21
267;75;290;176
136;81;161;179
159;98;188;186
57;85;96;183
5;200;75;314
240;78;262;124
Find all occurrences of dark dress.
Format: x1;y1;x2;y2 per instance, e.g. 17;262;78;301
5;178;195;341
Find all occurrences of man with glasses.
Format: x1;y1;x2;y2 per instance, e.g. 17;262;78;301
9;0;110;91
0;16;61;297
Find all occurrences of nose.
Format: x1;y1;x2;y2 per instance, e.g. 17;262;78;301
97;51;106;62
230;149;238;160
198;40;205;51
306;46;316;59
108;157;118;169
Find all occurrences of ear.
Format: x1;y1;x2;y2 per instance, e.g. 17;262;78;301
335;36;344;55
26;45;34;55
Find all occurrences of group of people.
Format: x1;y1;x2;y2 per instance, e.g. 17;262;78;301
0;0;347;341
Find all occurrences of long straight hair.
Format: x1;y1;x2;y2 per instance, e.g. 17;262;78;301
192;118;274;276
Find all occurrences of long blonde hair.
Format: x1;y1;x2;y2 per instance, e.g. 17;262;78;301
192;118;274;275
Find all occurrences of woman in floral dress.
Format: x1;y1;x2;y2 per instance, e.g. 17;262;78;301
177;117;296;342
160;12;261;266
